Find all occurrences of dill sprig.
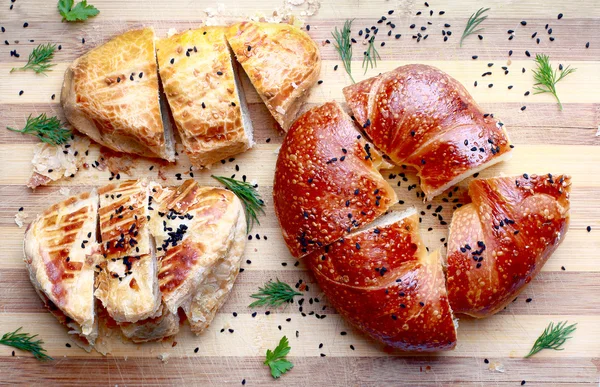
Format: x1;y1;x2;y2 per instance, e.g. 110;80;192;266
525;321;577;358
0;327;53;361
7;113;72;145
532;54;576;110
332;19;355;83
249;279;302;308
211;175;265;233
460;8;490;47
10;43;57;75
362;36;381;75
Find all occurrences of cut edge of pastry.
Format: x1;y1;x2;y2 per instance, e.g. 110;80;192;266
229;44;255;153
154;37;177;163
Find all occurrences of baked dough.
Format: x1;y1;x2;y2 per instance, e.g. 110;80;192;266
61;27;175;161
226;22;321;131
156;27;253;168
23;190;101;348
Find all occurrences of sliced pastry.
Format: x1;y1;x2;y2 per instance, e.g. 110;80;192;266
95;180;161;323
148;179;246;333
23;190;101;349
119;304;180;343
226;21;321;131
61;27;175;161
156;27;253;168
305;208;458;351
273;101;397;258
343;64;513;200
446;174;571;317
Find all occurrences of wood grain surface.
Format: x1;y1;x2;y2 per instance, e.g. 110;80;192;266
1;0;599;385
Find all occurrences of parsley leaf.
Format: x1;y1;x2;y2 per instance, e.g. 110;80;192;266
264;336;293;379
58;0;99;22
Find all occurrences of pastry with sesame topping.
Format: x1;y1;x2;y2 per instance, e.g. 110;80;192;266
305;208;457;351
446;174;571;317
156;27;254;168
273;102;397;258
61;28;176;161
226;22;321;131
343;64;513;200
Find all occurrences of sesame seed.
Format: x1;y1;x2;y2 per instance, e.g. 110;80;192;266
587;226;592;232
521;21;527;26
23;22;29;28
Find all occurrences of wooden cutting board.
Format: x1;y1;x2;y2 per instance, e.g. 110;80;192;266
1;0;599;385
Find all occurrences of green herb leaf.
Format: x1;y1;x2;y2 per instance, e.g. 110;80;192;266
249;279;302;308
532;54;576;110
0;327;53;361
332;19;355;83
460;8;490;47
7;113;72;146
362;36;381;75
525;321;577;358
10;43;57;75
58;0;99;22
211;175;265;233
264;336;293;378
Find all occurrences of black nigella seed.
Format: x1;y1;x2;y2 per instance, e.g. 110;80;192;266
23;22;29;28
521;21;527;26
525;50;531;57
472;55;478;60
586;42;590;48
587;226;592;232
558;13;563;19
521;106;526;111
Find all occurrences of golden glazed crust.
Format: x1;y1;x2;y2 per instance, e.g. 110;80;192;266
61;27;174;161
226;22;321;131
305;210;457;351
273;102;397;258
446;174;571;317
23;190;101;343
343;64;512;200
156;27;253;168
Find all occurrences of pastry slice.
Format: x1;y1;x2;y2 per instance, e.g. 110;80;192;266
23;190;101;349
119;304;180;343
305;208;457;351
446;174;571;317
343;64;513;200
273;102;397;258
226;22;321;131
95;180;161;323
61;27;175;161
156;27;253;168
147;180;246;332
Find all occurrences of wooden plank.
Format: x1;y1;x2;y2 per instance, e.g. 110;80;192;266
0;357;597;385
0;312;599;359
2;60;600;104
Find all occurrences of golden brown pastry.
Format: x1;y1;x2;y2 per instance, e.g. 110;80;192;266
156;27;253;168
23;190;101;349
95;180;161;323
148;180;246;333
226;22;321;131
273;101;397;258
61;27;175;161
305;209;457;351
446;174;571;317
343;64;513;200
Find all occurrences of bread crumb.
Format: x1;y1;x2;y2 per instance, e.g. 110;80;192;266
158;353;170;363
488;361;505;373
59;187;71;196
14;211;28;228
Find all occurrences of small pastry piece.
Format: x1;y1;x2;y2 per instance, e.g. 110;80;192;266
61;27;175;161
119;304;180;343
343;64;512;200
226;21;321;131
273;102;396;258
446;174;571;317
95;180;161;323
23;190;101;348
148;180;246;333
305;208;458;351
156;27;253;168
27;134;90;189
